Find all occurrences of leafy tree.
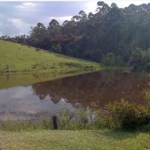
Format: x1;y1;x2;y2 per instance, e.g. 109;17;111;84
9;1;150;72
103;52;115;66
50;44;62;53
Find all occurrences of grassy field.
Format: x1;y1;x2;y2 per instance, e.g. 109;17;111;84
0;40;102;88
0;40;101;74
0;130;150;150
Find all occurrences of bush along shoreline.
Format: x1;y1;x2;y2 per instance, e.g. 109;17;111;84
0;99;150;132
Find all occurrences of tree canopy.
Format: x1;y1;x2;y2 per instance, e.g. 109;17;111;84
4;1;150;71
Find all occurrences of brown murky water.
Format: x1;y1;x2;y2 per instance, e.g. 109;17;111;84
0;70;150;120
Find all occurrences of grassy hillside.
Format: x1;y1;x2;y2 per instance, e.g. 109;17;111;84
0;130;150;150
0;40;101;74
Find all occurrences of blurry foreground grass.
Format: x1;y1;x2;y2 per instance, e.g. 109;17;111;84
0;130;150;150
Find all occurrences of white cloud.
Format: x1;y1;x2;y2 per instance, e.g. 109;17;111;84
0;0;150;36
7;18;34;35
42;16;72;26
16;5;25;9
47;16;72;21
16;2;36;8
59;16;72;21
23;2;36;7
8;18;23;26
85;1;97;14
56;16;73;24
15;2;37;13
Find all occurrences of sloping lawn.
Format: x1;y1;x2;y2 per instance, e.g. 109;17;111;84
0;40;100;74
0;130;150;150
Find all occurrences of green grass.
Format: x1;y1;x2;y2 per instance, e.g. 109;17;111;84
0;40;101;74
0;40;102;88
0;130;150;150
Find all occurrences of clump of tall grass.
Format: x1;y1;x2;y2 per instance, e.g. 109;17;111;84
0;109;111;132
0;119;53;132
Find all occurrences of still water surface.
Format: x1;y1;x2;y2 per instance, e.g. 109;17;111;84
0;70;150;120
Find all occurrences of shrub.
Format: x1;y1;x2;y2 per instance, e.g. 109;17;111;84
93;109;113;129
103;52;115;66
102;53;124;66
107;99;150;129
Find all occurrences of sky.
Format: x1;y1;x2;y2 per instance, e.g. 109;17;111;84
0;0;150;37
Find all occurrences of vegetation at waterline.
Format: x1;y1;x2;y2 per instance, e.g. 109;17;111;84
2;1;150;72
1;99;150;132
0;130;150;150
0;40;100;74
0;100;150;149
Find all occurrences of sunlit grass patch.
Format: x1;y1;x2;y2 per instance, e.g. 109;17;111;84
0;40;101;74
0;130;150;150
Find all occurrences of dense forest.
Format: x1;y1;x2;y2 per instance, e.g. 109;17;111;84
2;1;150;71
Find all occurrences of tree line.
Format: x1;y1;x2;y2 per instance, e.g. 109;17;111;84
2;1;150;71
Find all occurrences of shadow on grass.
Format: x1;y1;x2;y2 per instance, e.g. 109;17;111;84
91;129;141;140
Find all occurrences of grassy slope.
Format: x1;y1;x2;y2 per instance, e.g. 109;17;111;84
0;40;100;74
0;130;150;150
0;40;101;89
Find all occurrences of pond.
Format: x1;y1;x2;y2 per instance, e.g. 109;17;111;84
0;70;150;120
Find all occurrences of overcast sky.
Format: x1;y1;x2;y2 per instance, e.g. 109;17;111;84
0;0;150;37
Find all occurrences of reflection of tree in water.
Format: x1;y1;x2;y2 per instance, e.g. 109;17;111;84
32;71;149;109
